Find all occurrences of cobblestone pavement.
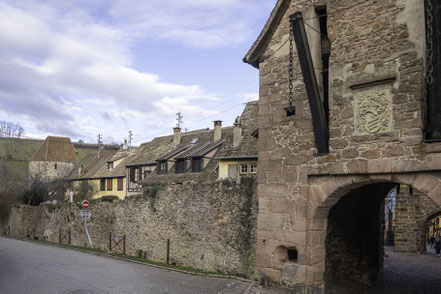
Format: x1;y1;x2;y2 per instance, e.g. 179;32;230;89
244;246;441;294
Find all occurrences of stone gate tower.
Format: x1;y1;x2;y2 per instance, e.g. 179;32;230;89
244;0;441;292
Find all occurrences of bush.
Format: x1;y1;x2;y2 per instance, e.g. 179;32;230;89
145;184;165;211
101;195;120;203
22;181;47;206
0;190;21;224
73;181;97;202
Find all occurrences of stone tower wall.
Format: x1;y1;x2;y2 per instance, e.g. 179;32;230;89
254;0;441;292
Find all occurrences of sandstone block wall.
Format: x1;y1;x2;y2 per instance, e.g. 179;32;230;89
4;178;258;278
394;185;441;253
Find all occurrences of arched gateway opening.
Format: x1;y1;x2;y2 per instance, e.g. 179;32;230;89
317;177;441;292
325;182;396;285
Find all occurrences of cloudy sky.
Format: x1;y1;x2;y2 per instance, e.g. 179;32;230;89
0;0;274;145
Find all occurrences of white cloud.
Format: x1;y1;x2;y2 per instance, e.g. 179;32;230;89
0;0;271;143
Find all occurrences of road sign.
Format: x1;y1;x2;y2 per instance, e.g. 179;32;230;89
80;209;91;217
82;200;89;209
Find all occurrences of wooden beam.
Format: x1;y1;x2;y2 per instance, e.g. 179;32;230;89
427;0;441;140
290;12;329;154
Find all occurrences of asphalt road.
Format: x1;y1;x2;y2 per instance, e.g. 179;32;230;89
0;237;250;294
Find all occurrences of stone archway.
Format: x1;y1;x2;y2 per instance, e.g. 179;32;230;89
420;210;441;251
306;172;441;290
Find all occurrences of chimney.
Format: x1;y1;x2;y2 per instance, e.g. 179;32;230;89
233;116;242;147
213;120;222;141
173;127;181;147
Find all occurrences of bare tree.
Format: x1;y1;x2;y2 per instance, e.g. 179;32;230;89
0;121;25;138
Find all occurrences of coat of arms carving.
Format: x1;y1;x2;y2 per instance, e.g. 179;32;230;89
356;91;391;134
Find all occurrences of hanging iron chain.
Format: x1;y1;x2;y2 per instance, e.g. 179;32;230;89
426;0;434;85
288;32;294;110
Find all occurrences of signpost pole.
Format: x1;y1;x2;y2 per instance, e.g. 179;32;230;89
84;213;93;248
81;200;93;248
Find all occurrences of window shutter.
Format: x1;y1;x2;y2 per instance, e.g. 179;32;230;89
107;179;113;191
200;158;203;171
130;168;135;182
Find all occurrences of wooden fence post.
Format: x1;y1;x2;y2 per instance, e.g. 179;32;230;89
166;239;170;264
123;235;126;255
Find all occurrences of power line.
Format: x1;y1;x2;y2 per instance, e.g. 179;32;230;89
185;95;258;126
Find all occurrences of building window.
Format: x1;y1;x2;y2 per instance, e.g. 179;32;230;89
240;164;248;174
191;158;202;172
100;179;105;191
239;162;257;176
117;178;123;191
175;159;186;173
157;161;168;174
107;162;113;170
54;163;57;170
107;179;113;191
250;163;257;174
144;170;151;178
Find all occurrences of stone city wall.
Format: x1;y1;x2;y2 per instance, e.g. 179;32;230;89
4;178;258;279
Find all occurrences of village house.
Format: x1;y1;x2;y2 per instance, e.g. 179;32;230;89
216;101;258;180
140;122;233;186
67;150;134;200
124;135;174;197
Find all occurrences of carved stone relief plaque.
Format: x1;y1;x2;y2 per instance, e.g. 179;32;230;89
354;90;392;135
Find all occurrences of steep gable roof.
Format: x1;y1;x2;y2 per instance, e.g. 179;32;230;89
216;101;258;159
156;128;229;161
66;151;116;180
29;136;77;163
140;127;234;186
243;0;290;68
125;135;175;167
91;150;133;179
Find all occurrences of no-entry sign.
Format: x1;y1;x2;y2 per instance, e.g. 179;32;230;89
82;200;89;209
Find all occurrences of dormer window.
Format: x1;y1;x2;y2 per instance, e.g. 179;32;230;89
175;159;186;174
107;162;113;170
191;157;203;173
157;161;168;174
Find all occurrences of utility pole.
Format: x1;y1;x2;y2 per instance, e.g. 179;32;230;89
128;130;133;151
97;134;102;158
176;112;183;128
